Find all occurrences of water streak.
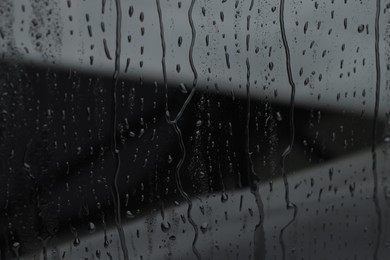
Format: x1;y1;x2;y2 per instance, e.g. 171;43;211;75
372;0;382;259
245;57;265;258
172;122;201;260
103;38;112;60
110;0;129;259
156;0;200;259
278;0;298;259
155;0;169;115
188;0;198;89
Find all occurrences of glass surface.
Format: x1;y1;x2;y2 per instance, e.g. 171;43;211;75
0;0;389;259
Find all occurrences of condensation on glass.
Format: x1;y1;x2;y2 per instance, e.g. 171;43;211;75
0;0;389;259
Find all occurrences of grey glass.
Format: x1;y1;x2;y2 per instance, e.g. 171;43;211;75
0;0;389;259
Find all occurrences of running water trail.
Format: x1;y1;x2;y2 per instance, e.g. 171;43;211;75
110;0;129;259
245;57;265;258
171;122;201;260
245;6;265;256
372;0;382;259
278;0;298;259
156;0;200;259
155;0;169;115
188;0;198;89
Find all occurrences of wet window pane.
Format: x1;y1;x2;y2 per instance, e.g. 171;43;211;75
0;0;389;259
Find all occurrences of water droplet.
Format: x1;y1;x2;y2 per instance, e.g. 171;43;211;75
329;167;334;180
268;62;274;71
161;220;171;233
88;222;96;233
179;83;187;93
73;237;80;247
221;192;229;203
12;242;20;249
180;214;186;223
178;36;183;47
126;210;135;218
357;24;365;33
200;222;208;234
104;236;110;248
129;6;134;17
276;112;283;121
12;242;21;259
